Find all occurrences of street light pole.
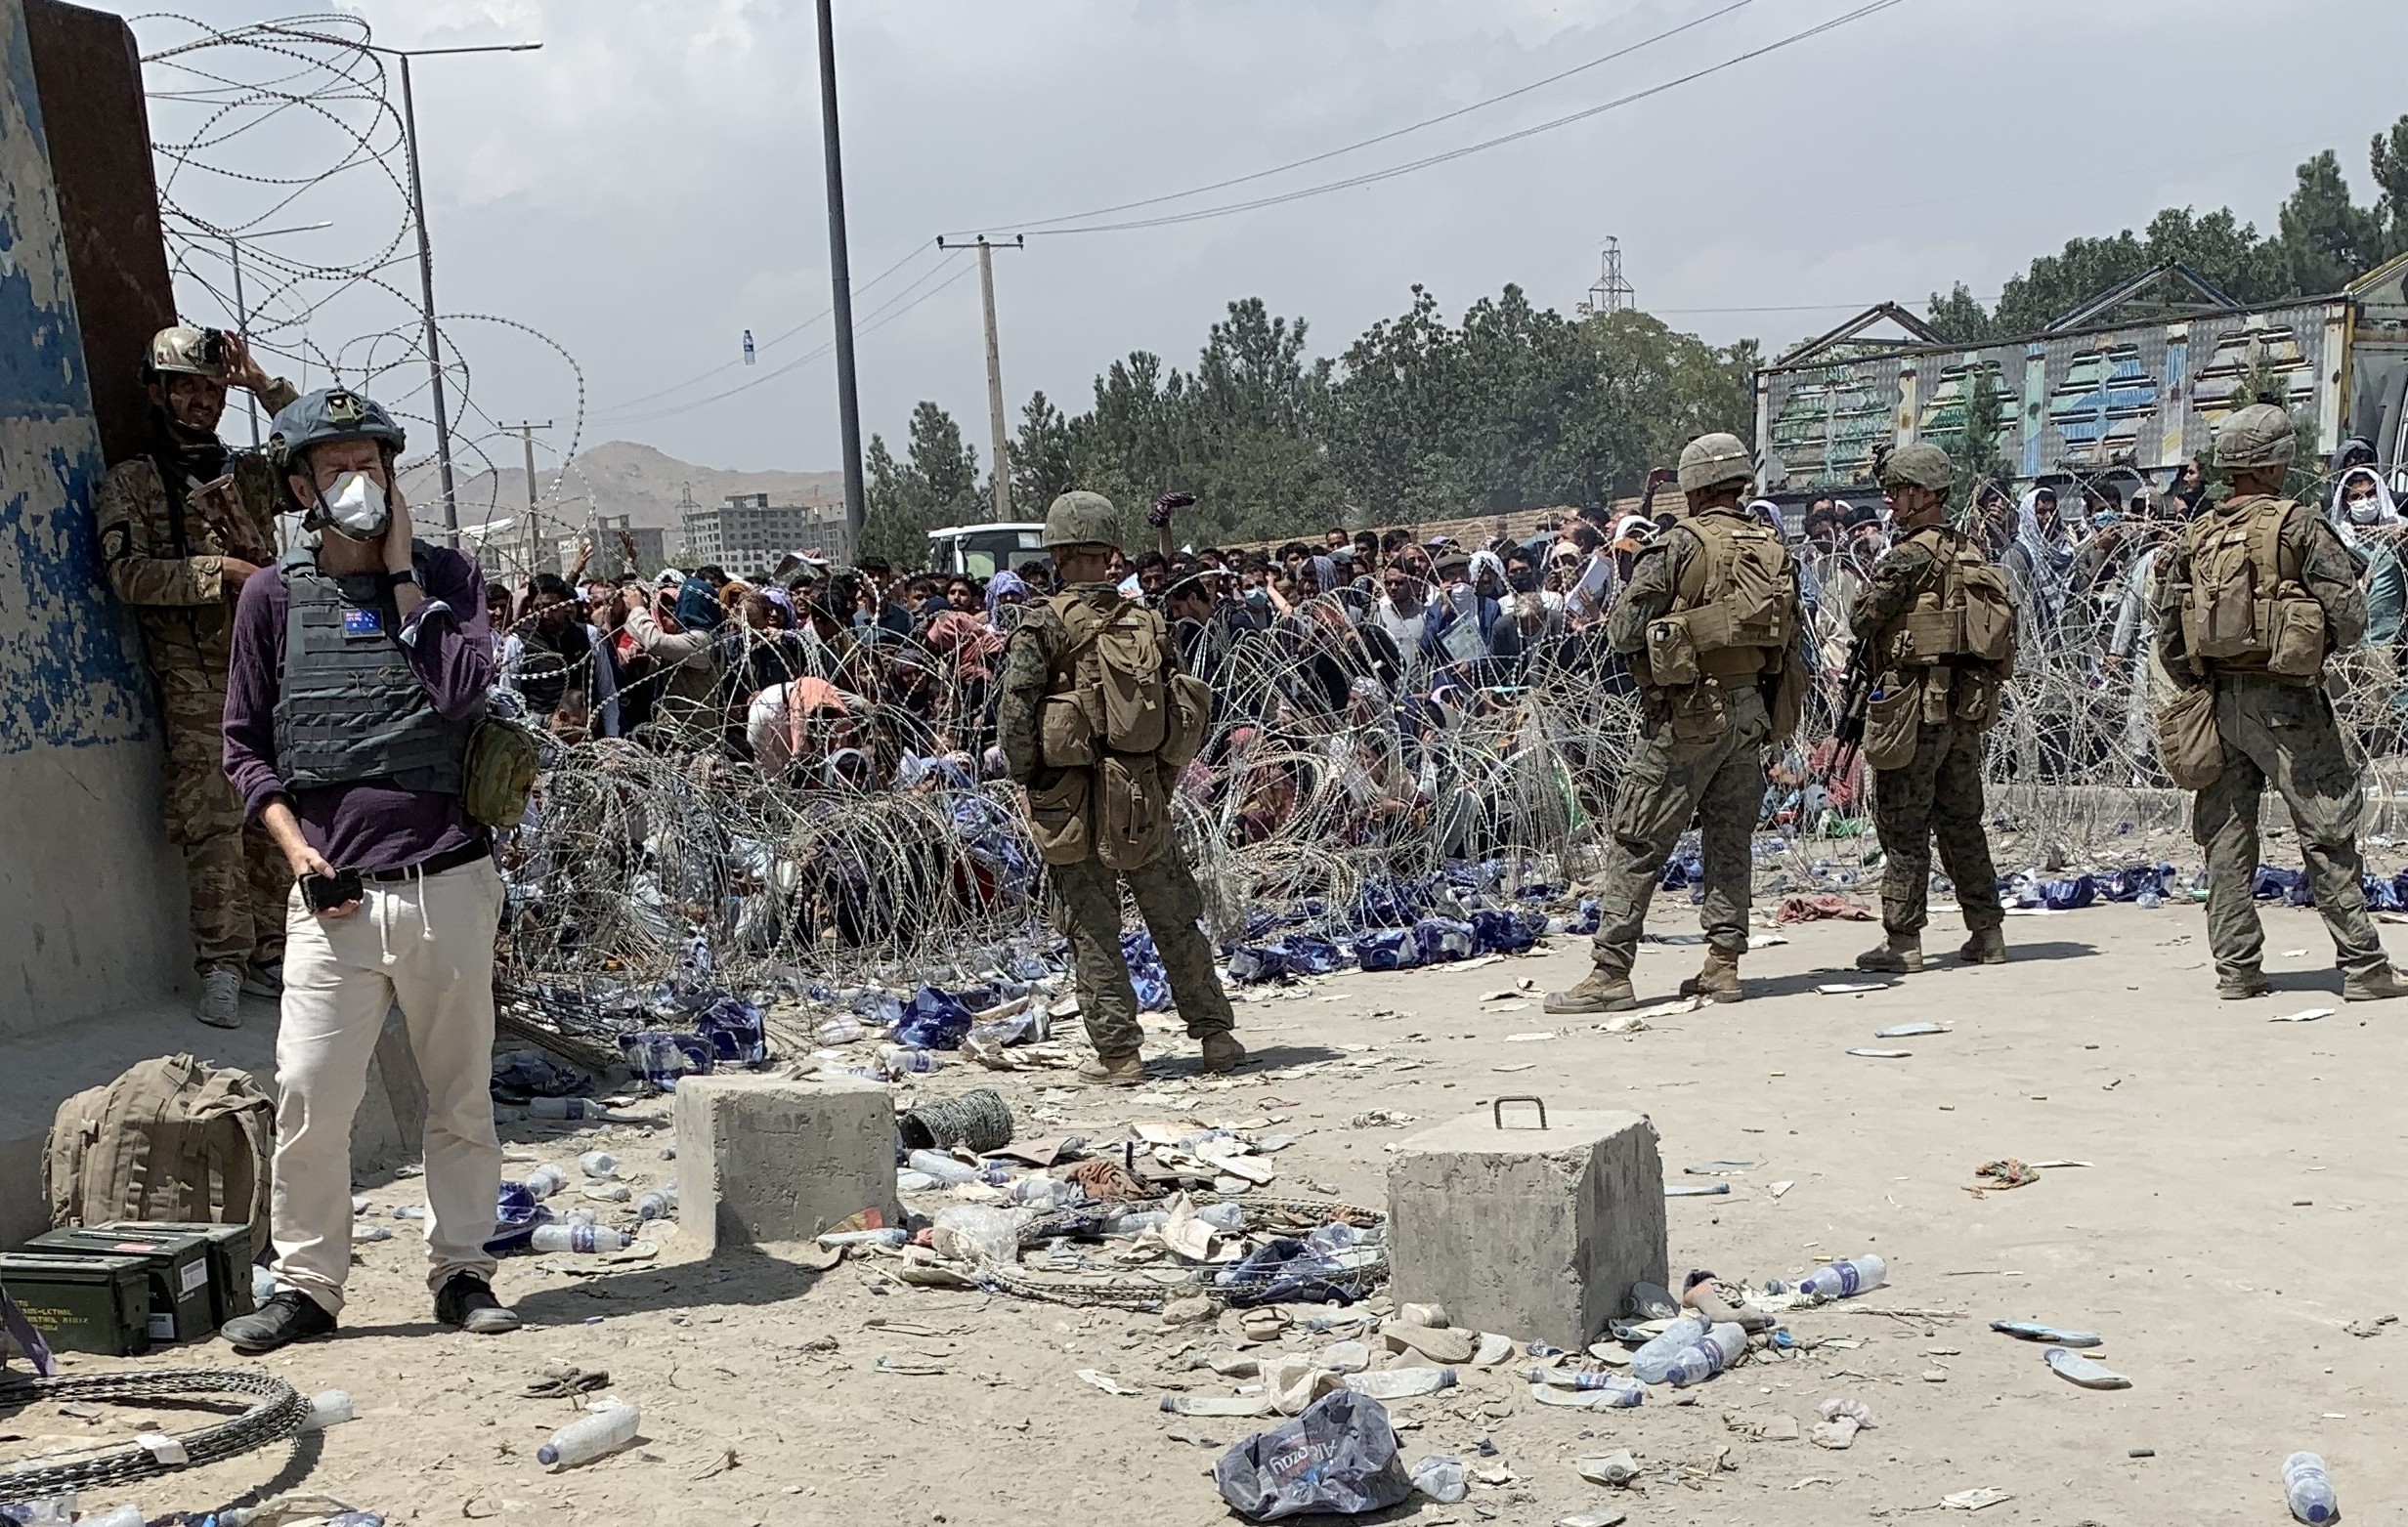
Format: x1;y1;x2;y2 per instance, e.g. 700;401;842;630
256;28;539;547
813;0;867;542
168;217;331;445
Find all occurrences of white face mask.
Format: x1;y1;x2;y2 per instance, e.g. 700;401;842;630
319;469;390;541
2348;493;2381;524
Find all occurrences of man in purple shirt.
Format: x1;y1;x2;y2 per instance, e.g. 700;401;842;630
219;388;519;1352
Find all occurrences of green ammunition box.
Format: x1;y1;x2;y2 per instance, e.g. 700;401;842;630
89;1220;257;1323
26;1226;216;1343
0;1251;152;1357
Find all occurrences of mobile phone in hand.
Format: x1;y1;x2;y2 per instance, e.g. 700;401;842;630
301;869;364;912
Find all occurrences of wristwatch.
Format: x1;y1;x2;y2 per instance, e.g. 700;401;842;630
377;568;419;594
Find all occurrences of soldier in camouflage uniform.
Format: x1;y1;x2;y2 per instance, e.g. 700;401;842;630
2153;402;2407;1001
93;326;297;1028
1850;443;2011;973
998;490;1240;1084
1547;434;1804;1014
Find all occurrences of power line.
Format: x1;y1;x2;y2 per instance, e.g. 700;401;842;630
960;0;1758;239
1014;0;1913;237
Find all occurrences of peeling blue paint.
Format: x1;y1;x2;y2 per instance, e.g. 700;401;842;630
0;0;153;753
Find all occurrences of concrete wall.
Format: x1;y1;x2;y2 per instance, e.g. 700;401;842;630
0;0;186;1037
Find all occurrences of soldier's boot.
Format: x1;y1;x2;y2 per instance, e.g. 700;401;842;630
1077;1051;1146;1086
1679;948;1743;1003
2343;964;2408;1002
1543;967;1636;1014
1856;934;1923;974
194;968;242;1030
1200;1033;1247;1073
1957;927;2007;966
2215;968;2270;1000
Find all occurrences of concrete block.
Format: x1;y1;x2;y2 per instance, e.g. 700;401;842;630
1385;1107;1665;1350
673;1074;896;1254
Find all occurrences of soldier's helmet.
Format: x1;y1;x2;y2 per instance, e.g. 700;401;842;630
1676;432;1755;493
2214;402;2298;470
1875;442;1955;492
1042;489;1122;551
267;388;408;474
143;325;228;383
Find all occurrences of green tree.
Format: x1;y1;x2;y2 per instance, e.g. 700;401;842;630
858;401;982;564
1010;389;1074;511
1925;282;2000;345
2277;149;2388;294
2371;112;2408;254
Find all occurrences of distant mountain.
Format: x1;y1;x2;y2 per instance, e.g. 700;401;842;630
399;440;844;533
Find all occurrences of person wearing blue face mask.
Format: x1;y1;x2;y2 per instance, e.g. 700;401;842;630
219;388;519;1353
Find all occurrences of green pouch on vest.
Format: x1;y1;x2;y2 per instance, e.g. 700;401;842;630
463;718;541;827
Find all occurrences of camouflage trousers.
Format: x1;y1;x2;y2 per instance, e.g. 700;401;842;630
160;670;289;976
1048;848;1235;1058
1871;718;2005;937
1590;686;1769;975
2193;674;2385;982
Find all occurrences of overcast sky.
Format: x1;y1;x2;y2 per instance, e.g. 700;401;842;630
96;0;2408;480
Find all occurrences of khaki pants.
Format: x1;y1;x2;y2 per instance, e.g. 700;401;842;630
1590;686;1769;974
269;858;504;1314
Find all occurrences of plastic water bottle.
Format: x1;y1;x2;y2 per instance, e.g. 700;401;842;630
529;1097;615;1122
522;1165;570;1200
1007;1175;1077;1209
878;1045;942;1078
2136;887;2162;910
1343;1367;1457;1399
817;1017;867;1044
578;1151;618;1179
357;1225;393;1243
817;1227;909;1248
1800;1253;1886;1300
531;1223;629;1253
297;1388;354;1432
80;1508;144;1527
2283;1452;2338;1523
905;1149;979;1186
1626;1316;1707;1383
1105;1209;1168;1234
537;1402;639;1469
1662;1323;1746;1387
1529;1370;1645;1406
636;1185;679;1222
1410;1456;1468;1504
565;1207;598;1228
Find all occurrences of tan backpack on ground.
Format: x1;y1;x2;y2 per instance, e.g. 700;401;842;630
44;1053;274;1257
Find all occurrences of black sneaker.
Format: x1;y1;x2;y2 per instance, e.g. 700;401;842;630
434;1272;522;1335
221;1290;336;1353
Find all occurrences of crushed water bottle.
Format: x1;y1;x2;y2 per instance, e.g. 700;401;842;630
1410;1456;1468;1504
578;1152;618;1179
537;1402;639;1469
297;1388;354;1432
2282;1452;2337;1523
522;1164;570;1200
877;1045;942;1078
1662;1323;1746;1387
636;1184;679;1222
1799;1253;1886;1300
1006;1175;1078;1209
1626;1316;1707;1383
79;1508;144;1527
531;1224;629;1253
816;1016;867;1045
905;1149;979;1186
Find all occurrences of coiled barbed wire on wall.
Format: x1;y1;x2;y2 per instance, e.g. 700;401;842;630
137;11;590;569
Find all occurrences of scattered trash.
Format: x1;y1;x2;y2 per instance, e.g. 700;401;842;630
532;1224;630;1253
2283;1451;2338;1523
1575;1450;1637;1486
1811;1416;1860;1449
1556;1510;1627;1527
1215;1391;1413;1520
1875;1022;1949;1038
296;1388;354;1433
1685;1160;1755;1175
1503;1032;1556;1042
1990;1320;2100;1346
522;1164;570;1200
1820;983;1889;996
2043;1347;2130;1389
1969;1159;2037;1193
578;1151;617;1179
1527;1374;1644;1409
1799;1254;1885;1300
1769;1180;1794;1200
1724;1408;1801;1441
2272;1008;2333;1023
538;1401;639;1470
1940;1487;2012;1510
1163;1394;1272;1418
1076;1369;1142;1397
1846;1048;1912;1058
2343;1314;2396;1338
1665;1183;1730;1197
1409;1455;1469;1504
1343;1367;1457;1400
1776;894;1874;923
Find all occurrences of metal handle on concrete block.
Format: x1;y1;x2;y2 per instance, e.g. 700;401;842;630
1492;1095;1547;1129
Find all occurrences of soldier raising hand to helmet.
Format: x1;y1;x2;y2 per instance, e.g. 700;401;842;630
94;325;299;1029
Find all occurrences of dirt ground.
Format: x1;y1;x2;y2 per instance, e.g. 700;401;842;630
15;890;2408;1526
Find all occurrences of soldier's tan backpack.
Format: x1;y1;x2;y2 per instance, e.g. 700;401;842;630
44;1053;274;1256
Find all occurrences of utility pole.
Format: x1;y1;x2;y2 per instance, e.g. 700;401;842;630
813;0;867;542
497;420;551;514
937;233;1023;523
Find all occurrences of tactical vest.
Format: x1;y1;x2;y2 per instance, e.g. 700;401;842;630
1642;509;1794;687
1874;526;2019;671
2176;496;2326;685
274;539;478;793
1025;589;1210;871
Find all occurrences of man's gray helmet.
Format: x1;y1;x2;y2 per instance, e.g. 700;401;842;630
2213;403;2298;471
267;388;408;475
1876;442;1955;491
143;325;227;383
1676;432;1755;493
1042;489;1122;551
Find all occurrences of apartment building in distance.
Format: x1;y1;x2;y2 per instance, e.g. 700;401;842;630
678;491;852;575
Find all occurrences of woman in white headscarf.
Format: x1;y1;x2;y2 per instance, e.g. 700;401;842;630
2329;465;2405;646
